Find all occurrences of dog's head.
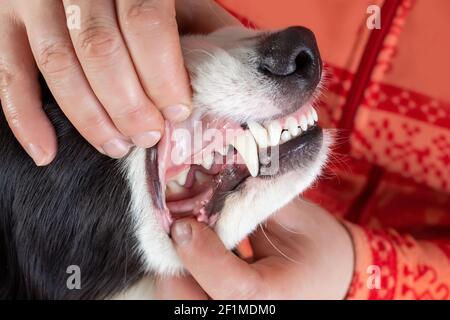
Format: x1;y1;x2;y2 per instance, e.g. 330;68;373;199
123;26;330;274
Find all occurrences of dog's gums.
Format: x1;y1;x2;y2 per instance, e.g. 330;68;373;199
147;104;321;234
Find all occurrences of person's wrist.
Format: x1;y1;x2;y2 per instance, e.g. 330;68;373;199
280;198;355;299
312;216;354;299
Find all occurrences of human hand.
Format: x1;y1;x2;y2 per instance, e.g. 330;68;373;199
155;197;355;300
0;0;238;165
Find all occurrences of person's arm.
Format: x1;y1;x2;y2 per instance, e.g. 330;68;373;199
343;222;450;300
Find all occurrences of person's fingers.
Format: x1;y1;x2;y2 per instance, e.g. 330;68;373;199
117;0;192;123
0;15;57;166
64;0;164;148
20;0;132;158
154;275;209;300
171;219;267;300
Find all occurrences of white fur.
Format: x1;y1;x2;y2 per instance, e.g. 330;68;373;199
182;27;284;123
121;148;183;275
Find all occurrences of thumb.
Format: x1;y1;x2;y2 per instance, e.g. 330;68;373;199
171;219;264;300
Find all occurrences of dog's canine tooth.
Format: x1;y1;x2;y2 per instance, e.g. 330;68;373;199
231;131;259;177
286;117;299;137
299;115;308;131
311;107;319;122
267;120;283;146
280;130;292;143
248;121;269;148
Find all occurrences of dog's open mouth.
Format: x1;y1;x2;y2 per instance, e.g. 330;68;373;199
146;104;322;234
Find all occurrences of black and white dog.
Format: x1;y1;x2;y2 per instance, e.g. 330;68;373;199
0;26;330;299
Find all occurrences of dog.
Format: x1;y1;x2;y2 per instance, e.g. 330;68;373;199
0;25;330;299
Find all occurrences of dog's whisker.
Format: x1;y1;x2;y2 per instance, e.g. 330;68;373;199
259;225;303;265
205;0;230;30
274;220;304;235
184;48;216;60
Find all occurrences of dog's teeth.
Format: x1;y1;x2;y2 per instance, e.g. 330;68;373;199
195;171;210;184
248;121;269;148
299;115;308;131
202;153;214;170
231;131;259;177
267;121;282;146
173;168;189;186
216;145;231;156
166;181;186;195
286;117;300;137
311;107;319;122
280;130;292;143
307;108;316;126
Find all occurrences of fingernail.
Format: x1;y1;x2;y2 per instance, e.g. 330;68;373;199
101;139;133;158
131;131;161;148
162;104;191;123
27;143;50;166
171;220;192;246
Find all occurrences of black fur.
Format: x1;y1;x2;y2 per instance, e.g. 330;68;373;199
0;79;145;299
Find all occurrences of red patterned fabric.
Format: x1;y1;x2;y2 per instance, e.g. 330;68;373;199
344;223;450;299
218;0;450;299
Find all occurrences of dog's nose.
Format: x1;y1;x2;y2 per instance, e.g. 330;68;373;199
258;27;321;86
